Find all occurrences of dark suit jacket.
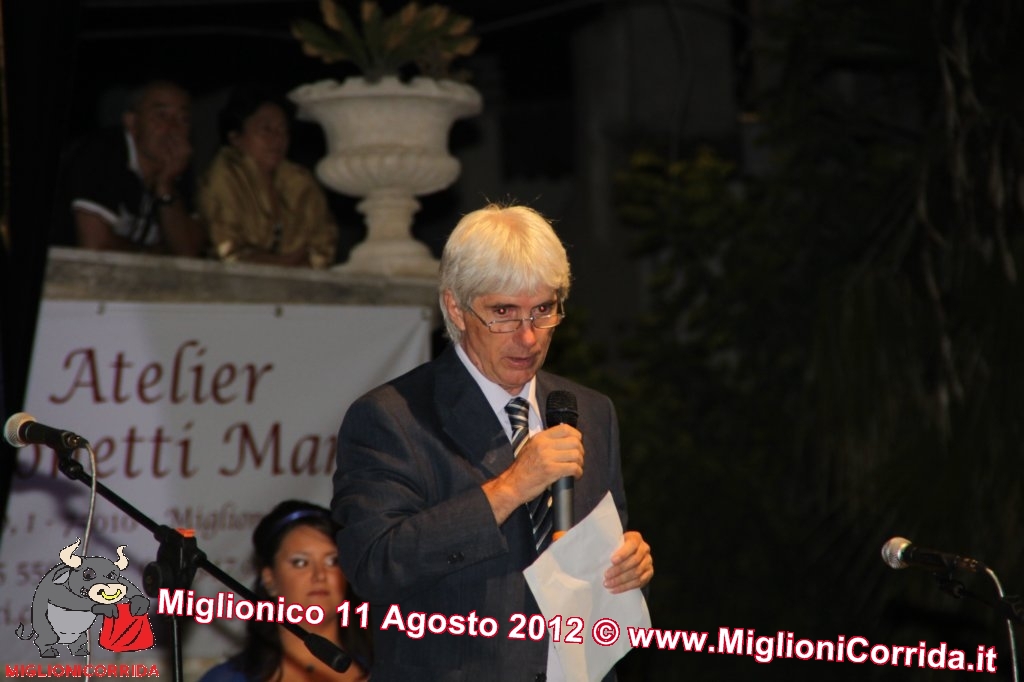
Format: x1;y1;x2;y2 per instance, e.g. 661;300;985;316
333;344;629;681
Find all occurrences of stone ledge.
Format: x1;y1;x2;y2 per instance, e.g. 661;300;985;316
43;247;440;321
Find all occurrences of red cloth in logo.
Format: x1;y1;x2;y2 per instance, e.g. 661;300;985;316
98;603;155;652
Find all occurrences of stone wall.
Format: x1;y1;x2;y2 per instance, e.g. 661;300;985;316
43;247;440;327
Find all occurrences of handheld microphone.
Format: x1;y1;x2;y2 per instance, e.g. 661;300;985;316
881;536;986;574
545;391;578;537
4;413;88;450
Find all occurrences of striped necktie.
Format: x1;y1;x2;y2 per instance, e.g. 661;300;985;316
506;397;553;553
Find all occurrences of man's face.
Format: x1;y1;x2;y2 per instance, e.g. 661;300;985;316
124;85;191;160
445;288;558;395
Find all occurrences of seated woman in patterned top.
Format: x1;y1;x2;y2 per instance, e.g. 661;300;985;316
199;85;338;268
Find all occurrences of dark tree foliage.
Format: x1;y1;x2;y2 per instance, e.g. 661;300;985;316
550;1;1024;679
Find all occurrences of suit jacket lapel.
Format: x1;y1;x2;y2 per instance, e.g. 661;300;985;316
434;346;514;478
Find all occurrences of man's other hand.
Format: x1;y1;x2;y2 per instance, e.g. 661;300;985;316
604;530;653;594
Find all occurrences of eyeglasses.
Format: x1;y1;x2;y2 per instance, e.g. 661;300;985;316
464;302;566;334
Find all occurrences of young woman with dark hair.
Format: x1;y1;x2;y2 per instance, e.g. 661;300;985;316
199;500;371;682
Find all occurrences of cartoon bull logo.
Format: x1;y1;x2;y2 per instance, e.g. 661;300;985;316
14;538;152;658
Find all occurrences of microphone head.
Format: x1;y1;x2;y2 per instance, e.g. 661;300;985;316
3;412;34;448
545;390;578;428
881;536;912;570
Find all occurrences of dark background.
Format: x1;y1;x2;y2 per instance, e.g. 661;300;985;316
4;1;1024;680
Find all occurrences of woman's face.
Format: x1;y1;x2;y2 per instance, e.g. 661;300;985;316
230;102;289;175
261;524;346;613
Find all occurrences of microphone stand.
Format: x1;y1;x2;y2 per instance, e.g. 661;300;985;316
932;569;1020;682
52;446;351;682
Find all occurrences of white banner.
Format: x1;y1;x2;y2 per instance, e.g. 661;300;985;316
1;300;430;664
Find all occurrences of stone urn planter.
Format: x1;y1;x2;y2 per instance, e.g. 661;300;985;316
289;76;482;277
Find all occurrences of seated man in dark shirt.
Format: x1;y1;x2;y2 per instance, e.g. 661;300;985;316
56;80;205;256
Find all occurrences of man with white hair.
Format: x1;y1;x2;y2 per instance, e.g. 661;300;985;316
333;203;653;681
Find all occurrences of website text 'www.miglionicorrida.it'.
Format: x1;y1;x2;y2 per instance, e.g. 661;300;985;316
627;625;997;674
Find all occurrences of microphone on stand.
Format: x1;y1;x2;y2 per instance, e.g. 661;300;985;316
545;391;578;540
881;536;986;574
4;412;88;450
879;535;1024;680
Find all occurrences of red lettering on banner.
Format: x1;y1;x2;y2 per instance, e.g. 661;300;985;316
137;362;163;403
219;422;335;476
221;421;284;475
111;352;134;403
291;433;337;475
50;348;106;403
47;340;274;407
211;364;237;402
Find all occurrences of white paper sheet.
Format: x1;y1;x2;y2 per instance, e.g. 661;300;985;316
524;492;652;682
